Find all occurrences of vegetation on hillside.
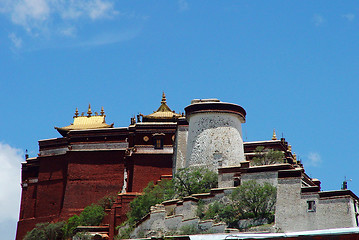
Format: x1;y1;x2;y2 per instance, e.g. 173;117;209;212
120;177;276;238
118;167;218;238
24;194;116;240
24;222;65;240
199;180;277;228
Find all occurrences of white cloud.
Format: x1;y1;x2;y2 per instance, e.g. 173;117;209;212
306;152;322;167
342;13;355;21
0;143;22;223
87;0;116;20
1;0;117;33
59;0;117;20
11;0;50;32
8;32;23;48
59;26;76;37
0;0;147;49
80;28;141;47
178;0;189;12
313;14;325;26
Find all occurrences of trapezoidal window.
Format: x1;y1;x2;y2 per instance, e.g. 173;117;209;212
307;200;316;212
153;133;165;149
234;178;240;187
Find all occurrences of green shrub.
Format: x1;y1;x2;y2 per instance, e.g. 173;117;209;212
197;181;276;229
63;200;107;238
179;224;200;235
127;179;175;224
252;146;285;166
116;225;134;239
231;180;276;219
80;204;106;226
63;214;82;239
174;167;218;197
98;194;117;210
202;201;237;227
73;232;92;240
196;200;205;219
24;222;65;240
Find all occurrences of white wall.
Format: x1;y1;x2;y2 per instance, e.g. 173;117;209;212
186;112;245;171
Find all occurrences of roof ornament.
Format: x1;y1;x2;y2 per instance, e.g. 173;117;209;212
140;93;181;122
272;129;277;140
342;177;352;190
55;105;114;136
161;92;166;104
74;108;79;118
87;104;92;117
288;144;292;152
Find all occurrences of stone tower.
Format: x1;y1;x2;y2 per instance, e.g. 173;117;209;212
184;99;246;171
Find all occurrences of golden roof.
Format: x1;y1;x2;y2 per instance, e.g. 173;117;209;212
141;92;182;121
55;105;113;136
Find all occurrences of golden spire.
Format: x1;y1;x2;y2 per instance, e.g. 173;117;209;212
288;144;292;152
293;152;297;161
74;107;79;117
272;129;277;140
87;104;92;117
100;106;105;116
140;92;181;122
161;92;166;104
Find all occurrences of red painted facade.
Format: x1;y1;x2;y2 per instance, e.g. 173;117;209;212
16;108;179;240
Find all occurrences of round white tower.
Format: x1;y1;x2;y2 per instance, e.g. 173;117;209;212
185;99;246;171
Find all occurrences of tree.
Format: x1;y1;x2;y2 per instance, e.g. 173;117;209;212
231;180;276;219
201;201;238;228
63;215;82;239
173;167;218;197
80;204;106;226
24;222;65;240
127;179;176;224
63;201;108;238
251;146;284;166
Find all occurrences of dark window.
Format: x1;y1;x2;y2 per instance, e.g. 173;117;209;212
234;178;240;187
354;202;357;213
154;138;163;149
307;200;316;212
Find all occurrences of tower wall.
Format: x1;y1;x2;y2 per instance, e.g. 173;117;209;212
185;100;246;171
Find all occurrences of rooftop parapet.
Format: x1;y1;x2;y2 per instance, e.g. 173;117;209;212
185;99;246;123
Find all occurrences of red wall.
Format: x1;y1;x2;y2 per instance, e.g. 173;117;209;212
130;154;172;193
60;150;125;218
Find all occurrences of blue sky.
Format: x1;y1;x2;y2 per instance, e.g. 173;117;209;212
1;1;359;239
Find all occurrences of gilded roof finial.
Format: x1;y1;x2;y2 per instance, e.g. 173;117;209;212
161;92;166;104
74;108;79;117
272;129;277;140
87;104;92;117
100;106;105;116
293;152;297;161
288;144;292;152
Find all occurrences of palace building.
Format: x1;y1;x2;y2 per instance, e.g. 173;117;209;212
16;94;359;239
